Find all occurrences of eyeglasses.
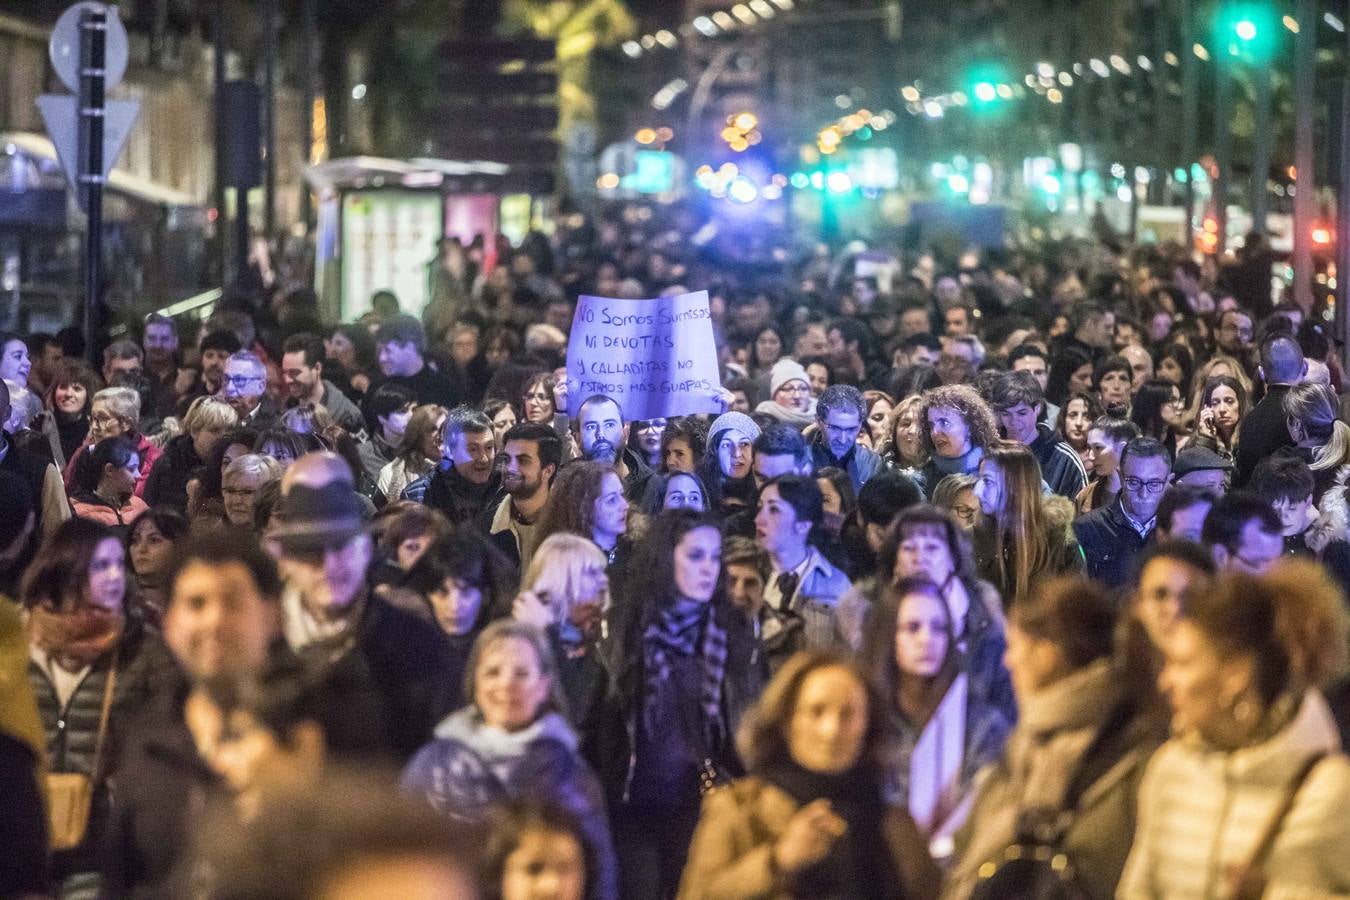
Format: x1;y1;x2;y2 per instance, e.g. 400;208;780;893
223;374;264;388
779;384;811;395
1123;476;1168;494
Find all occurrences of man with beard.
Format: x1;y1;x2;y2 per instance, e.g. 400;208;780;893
142;314;183;419
480;422;560;573
572;393;656;502
175;329;242;416
403;406;501;525
280;333;364;434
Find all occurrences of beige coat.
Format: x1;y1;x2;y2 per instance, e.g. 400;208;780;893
943;660;1163;900
1118;690;1350;900
677;776;941;900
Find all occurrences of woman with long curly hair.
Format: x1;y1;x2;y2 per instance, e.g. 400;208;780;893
915;384;1001;500
537;461;631;569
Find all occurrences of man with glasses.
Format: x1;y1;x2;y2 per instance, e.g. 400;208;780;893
221;350;280;428
1202;491;1285;575
1074;437;1171;588
809;384;883;492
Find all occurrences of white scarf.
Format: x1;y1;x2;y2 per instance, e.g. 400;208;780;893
907;671;969;837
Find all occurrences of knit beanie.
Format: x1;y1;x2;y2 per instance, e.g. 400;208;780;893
769;358;811;397
707;411;761;444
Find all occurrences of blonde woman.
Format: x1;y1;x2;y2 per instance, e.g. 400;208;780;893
511;533;610;718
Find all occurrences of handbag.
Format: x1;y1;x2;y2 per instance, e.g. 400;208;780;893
969;698;1136;900
1229;751;1327;900
45;651;119;851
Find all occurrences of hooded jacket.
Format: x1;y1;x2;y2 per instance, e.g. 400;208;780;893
403;707;617;900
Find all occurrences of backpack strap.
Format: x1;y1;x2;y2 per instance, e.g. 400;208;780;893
1230;751;1327;898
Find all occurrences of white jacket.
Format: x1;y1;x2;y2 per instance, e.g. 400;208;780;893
1118;690;1350;900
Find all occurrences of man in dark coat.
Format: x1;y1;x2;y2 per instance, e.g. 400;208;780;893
1074;437;1172;589
1234;334;1306;487
403;407;503;525
990;371;1088;499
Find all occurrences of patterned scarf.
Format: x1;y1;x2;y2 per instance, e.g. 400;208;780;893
643;599;728;747
27;605;124;672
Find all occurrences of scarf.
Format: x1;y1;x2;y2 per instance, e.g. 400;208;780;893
643;599;727;747
760;759;901;899
754;399;817;428
27;604;124;672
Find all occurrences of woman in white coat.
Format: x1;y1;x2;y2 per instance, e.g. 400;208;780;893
1119;558;1350;899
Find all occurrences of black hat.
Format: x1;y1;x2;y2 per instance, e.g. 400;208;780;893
1173;445;1234;477
271;483;365;552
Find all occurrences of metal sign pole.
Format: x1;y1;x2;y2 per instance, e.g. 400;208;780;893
80;4;107;365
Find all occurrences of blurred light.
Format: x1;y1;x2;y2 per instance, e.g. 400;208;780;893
655;29;677;48
729;138;749;152
696;165;713;177
818;127;842;148
870;115;887;130
1135;166;1151;183
790;172;809;189
1025;74;1038;87
640;34;657;49
712;11;735;28
749;0;775;17
923;100;944;118
974;82;997;102
635;128;657;144
996;84;1013;99
1090;58;1110;77
1058;71;1073;86
1111;163;1126;178
733;111;758;132
901;86;921;102
727;176;758;203
692;16;717;36
810;172;825;190
1312;226;1333;246
597;173;620;190
622;41;641;57
1193;43;1210;60
1109;55;1130;73
835;94;852;109
1072;62;1085;75
719;162;739;177
1116;185;1133;202
951;91;968;106
771;0;793;7
351;83;366;100
1282;15;1299;33
732;4;756;25
1047;88;1063;103
1137;55;1153;70
761;183;782;200
1234;20;1257;41
826;172;853;193
1036;61;1054;78
1164;51;1180;66
1327;13;1345;32
947;173;969;193
771;173;787;187
1042;174;1062;194
656;127;673;142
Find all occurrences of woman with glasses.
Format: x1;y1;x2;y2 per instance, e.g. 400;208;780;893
755;359;817;427
62;387;162;500
932;474;979;531
220;454;283;533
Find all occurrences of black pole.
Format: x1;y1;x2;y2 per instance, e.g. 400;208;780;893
1338;16;1350;372
213;0;227;286
1215;40;1232;258
300;0;316;231
236;186;250;284
1180;0;1197;223
262;0;276;246
80;5;107;367
1251;58;1272;237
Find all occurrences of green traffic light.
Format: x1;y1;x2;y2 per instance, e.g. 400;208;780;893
1235;19;1257;40
973;82;997;103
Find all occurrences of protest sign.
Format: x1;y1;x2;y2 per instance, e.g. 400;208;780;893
565;290;722;421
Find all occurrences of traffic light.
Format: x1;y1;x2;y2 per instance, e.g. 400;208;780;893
1218;4;1276;60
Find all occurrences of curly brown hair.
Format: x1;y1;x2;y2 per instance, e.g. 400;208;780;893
917;383;1000;457
536;460;619;545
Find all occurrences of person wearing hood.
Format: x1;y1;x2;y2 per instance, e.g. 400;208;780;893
755;358;817;428
914;384;1000;501
809;384;885;493
402;619;617;900
945;578;1165;900
1119;560;1350;899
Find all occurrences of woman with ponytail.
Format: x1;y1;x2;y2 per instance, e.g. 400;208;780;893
1120;559;1350;898
1284;381;1350;504
971;442;1083;607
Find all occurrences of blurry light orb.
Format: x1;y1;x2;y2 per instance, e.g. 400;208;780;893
826;172;853;193
728;177;759;203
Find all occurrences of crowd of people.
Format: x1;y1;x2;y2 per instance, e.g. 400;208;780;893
3;204;1350;900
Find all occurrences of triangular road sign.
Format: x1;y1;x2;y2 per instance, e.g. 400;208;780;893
37;94;141;211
